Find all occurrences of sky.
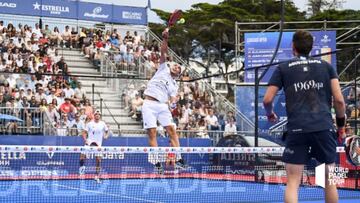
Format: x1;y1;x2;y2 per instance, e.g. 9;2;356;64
83;0;360;22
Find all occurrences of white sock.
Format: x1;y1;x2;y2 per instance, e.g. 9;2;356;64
148;153;160;165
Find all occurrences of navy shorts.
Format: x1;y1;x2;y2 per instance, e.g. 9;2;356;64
282;130;337;164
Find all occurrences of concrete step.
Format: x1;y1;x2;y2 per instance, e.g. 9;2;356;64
118;125;144;130
85;91;122;97
81;81;107;87
58;49;83;55
90;95;122;101
70;67;99;73
67;62;95;68
83;86;118;93
101;109;131;116
82;84;108;89
78;77;106;82
92;98;122;102
65;58;90;63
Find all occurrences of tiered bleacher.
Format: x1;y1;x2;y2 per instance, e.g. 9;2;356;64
0;21;94;136
0;19;240;139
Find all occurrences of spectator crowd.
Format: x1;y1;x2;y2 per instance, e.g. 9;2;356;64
0;19;238;138
0;21;94;135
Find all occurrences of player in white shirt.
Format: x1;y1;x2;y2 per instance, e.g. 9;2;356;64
79;110;109;183
142;28;186;174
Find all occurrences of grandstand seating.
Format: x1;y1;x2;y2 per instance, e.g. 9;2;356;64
0;20;245;139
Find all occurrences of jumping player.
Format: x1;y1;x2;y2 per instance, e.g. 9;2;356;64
142;28;186;174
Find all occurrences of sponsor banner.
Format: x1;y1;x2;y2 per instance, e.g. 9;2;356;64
0;0;147;25
235;86;287;131
35;0;77;19
78;1;112;22
0;0;40;16
112;5;147;25
244;31;337;83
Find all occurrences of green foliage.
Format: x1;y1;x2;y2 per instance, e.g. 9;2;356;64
149;0;306;60
149;0;359;80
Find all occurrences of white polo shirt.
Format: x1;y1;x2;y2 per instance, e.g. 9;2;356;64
85;120;108;146
144;62;178;103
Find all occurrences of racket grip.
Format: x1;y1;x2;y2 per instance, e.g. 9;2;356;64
337;127;346;145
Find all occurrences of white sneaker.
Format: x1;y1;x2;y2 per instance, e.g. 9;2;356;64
94;176;102;183
79;166;86;175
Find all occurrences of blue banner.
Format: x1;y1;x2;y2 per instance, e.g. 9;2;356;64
0;0;147;25
78;2;112;22
38;0;77;19
0;0;40;16
0;136;211;178
235;86;287;131
244;31;337;82
112;5;147;25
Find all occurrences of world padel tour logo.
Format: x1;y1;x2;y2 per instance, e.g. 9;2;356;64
315;164;349;188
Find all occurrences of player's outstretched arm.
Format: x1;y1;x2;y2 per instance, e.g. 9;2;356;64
160;28;169;64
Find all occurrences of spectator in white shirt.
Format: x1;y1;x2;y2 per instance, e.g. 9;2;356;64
224;118;237;137
205;109;219;131
63;83;75;98
62;25;72;48
33;23;43;38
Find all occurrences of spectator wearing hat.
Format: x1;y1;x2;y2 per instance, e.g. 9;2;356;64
130;93;143;119
70;113;85;136
35;86;47;102
123;84;138;110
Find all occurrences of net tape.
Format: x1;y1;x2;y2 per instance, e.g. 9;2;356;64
0;145;345;154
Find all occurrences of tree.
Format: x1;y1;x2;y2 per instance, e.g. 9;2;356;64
149;0;305;60
307;0;345;16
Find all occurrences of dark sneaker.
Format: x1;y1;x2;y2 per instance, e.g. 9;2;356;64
155;162;164;174
94;176;102;183
175;159;187;170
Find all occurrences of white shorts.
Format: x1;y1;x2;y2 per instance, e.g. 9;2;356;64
142;100;173;129
85;140;102;147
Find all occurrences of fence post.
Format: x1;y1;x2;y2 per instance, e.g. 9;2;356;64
92;83;95;105
100;98;103;115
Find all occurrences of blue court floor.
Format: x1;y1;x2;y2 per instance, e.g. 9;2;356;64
0;178;358;203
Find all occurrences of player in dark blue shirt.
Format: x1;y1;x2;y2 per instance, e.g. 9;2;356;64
263;30;346;203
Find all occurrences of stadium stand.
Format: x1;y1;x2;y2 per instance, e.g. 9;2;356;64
0;19;248;141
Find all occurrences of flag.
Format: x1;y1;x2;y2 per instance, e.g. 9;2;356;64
147;0;151;9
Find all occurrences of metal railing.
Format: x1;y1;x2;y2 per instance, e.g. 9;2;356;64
0;107;45;135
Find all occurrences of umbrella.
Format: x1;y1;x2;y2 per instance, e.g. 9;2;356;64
0;114;23;122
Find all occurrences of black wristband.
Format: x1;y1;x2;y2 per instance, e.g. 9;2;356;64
336;117;345;128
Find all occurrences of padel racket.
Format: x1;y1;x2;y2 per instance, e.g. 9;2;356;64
168;9;182;28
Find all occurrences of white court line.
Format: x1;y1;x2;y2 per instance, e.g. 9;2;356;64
54;183;163;203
